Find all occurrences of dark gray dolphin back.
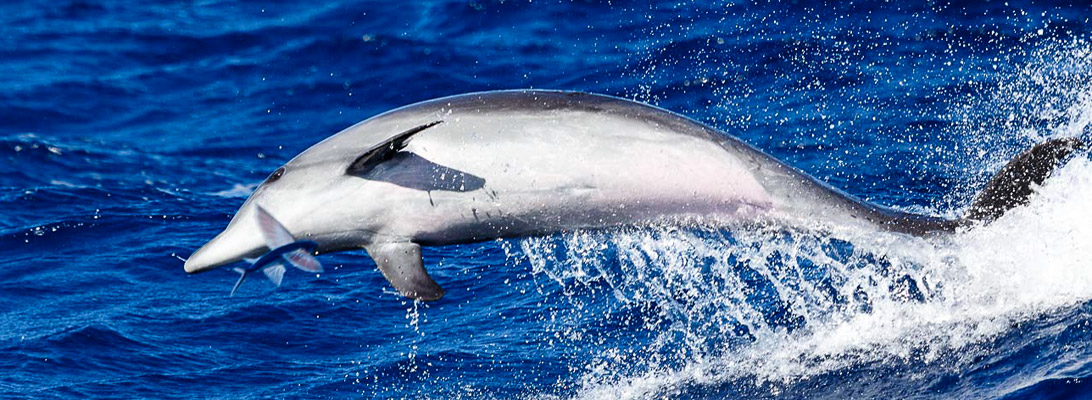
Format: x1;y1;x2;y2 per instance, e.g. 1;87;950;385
965;138;1086;223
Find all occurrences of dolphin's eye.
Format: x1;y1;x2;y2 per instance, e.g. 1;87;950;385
266;167;286;183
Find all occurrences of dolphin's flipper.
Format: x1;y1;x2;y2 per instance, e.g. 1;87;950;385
262;263;286;287
255;205;295;248
966;137;1086;223
364;242;445;301
346;121;443;176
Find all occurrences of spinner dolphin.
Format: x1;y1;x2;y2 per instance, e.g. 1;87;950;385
184;90;1085;300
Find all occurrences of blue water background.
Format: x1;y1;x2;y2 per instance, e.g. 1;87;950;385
4;1;1092;398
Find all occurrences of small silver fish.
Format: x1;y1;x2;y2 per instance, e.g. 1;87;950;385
231;205;323;296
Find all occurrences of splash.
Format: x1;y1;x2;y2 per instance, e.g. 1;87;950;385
506;155;1089;399
511;38;1092;400
954;36;1092;192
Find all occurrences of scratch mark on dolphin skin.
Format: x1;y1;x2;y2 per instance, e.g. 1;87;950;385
428;191;435;207
472;208;480;222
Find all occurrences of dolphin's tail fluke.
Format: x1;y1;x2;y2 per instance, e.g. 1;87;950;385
963;137;1086;224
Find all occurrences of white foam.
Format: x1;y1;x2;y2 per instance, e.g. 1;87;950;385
514;155;1087;399
518;36;1092;399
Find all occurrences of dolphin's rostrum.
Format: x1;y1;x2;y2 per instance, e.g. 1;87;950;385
184;90;1085;300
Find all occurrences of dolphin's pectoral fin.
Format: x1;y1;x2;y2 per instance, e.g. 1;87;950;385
341;119;486;194
364;242;445;301
346;120;443;176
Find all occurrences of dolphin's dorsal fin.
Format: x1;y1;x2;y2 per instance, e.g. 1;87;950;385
966;137;1085;223
363;242;445;301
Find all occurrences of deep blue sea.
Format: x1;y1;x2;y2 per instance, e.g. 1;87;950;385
5;1;1092;398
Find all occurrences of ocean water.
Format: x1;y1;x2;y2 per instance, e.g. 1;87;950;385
4;1;1092;398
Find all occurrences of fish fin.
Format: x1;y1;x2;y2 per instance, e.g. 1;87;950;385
230;267;248;296
262;263;286;287
346;121;442;176
965;138;1086;223
363;242;445;301
254;205;295;248
283;249;323;273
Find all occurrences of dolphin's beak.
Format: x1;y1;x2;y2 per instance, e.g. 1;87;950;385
184;208;267;273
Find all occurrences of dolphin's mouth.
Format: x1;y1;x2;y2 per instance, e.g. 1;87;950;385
184;207;267;273
184;235;265;273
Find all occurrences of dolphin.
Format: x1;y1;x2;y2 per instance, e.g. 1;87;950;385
184;90;1085;301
